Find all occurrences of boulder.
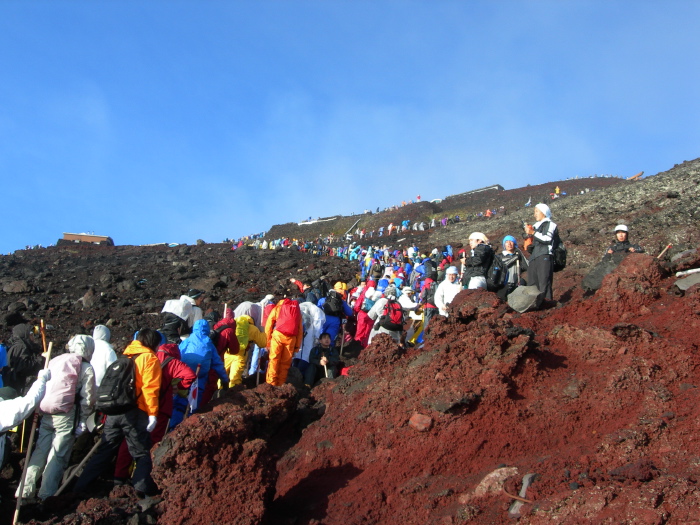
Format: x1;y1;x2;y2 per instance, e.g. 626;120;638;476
507;285;544;313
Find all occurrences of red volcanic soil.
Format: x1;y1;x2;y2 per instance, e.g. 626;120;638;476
273;253;700;524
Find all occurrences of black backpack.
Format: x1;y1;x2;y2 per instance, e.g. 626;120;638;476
552;230;567;272
421;281;438;306
209;324;228;345
424;260;438;280
96;356;137;415
486;255;504;291
323;290;344;317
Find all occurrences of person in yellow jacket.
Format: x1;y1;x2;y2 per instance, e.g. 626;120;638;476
74;329;162;497
224;315;267;386
265;299;303;386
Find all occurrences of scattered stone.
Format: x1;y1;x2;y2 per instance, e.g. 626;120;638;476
3;280;29;293
408;413;433;432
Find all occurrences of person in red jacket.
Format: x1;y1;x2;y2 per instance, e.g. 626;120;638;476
201;312;238;404
113;343;195;483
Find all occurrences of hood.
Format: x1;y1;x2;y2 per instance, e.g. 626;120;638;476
158;343;182;360
233;301;263;329
162;297;192;320
93;325;111;342
213;316;236;331
12;323;32;340
68;334;95;361
180;295;197;306
192;318;211;339
124;340;155;358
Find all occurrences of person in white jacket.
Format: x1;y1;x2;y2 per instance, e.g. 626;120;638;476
434;266;462;317
0;371;51;469
91;325;117;387
19;335;96;501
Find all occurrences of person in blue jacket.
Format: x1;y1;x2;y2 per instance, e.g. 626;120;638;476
317;286;353;347
170;319;228;428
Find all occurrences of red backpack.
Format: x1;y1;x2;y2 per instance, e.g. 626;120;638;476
275;299;302;337
379;299;404;331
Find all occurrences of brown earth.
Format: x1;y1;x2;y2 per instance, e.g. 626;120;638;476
2;158;700;524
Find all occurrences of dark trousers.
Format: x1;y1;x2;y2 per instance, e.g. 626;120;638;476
424;307;439;328
528;255;553;301
74;408;156;495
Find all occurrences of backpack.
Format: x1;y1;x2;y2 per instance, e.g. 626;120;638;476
318;280;330;299
424;260;438;280
486;255;504;292
275;299;302;337
553;231;567;272
95;356;137;415
361;295;375;313
209;324;229;345
421;281;438;306
379;299;404;331
323;290;344;317
39;354;82;415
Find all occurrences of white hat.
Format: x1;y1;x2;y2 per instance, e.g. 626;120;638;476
614;224;628;232
469;232;488;243
535;203;552;218
446;266;459;275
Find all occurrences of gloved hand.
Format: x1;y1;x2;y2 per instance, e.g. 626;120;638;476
177;389;189;398
146;416;157;433
220;380;230;390
74;422;87;436
37;369;52;383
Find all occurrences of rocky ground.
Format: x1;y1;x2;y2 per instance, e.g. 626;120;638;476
1;157;699;524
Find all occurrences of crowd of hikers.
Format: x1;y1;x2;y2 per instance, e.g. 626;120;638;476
0;202;647;511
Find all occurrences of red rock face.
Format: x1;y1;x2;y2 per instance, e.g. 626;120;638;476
151;384;299;525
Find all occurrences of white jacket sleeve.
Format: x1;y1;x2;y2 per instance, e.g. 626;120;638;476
0;375;47;432
434;283;447;312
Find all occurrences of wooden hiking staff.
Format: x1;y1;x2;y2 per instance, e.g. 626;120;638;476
14;341;53;525
657;243;672;259
20;321;48;454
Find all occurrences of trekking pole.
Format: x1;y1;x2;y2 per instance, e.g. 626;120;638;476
223;303;228;318
339;324;346;357
657;243;672;260
183;365;201;419
324;364;329;378
14;341;53;525
54;437;101;497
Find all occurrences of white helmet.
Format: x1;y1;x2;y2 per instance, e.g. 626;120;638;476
614;224;628;232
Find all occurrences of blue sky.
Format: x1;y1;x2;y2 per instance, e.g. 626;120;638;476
1;1;698;252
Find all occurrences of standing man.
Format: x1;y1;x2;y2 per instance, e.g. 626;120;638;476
526;203;558;302
74;329;162;497
19;335;96;501
265;299;303;386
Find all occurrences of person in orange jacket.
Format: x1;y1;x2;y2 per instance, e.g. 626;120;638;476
74;329;162;497
265;299;303;386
